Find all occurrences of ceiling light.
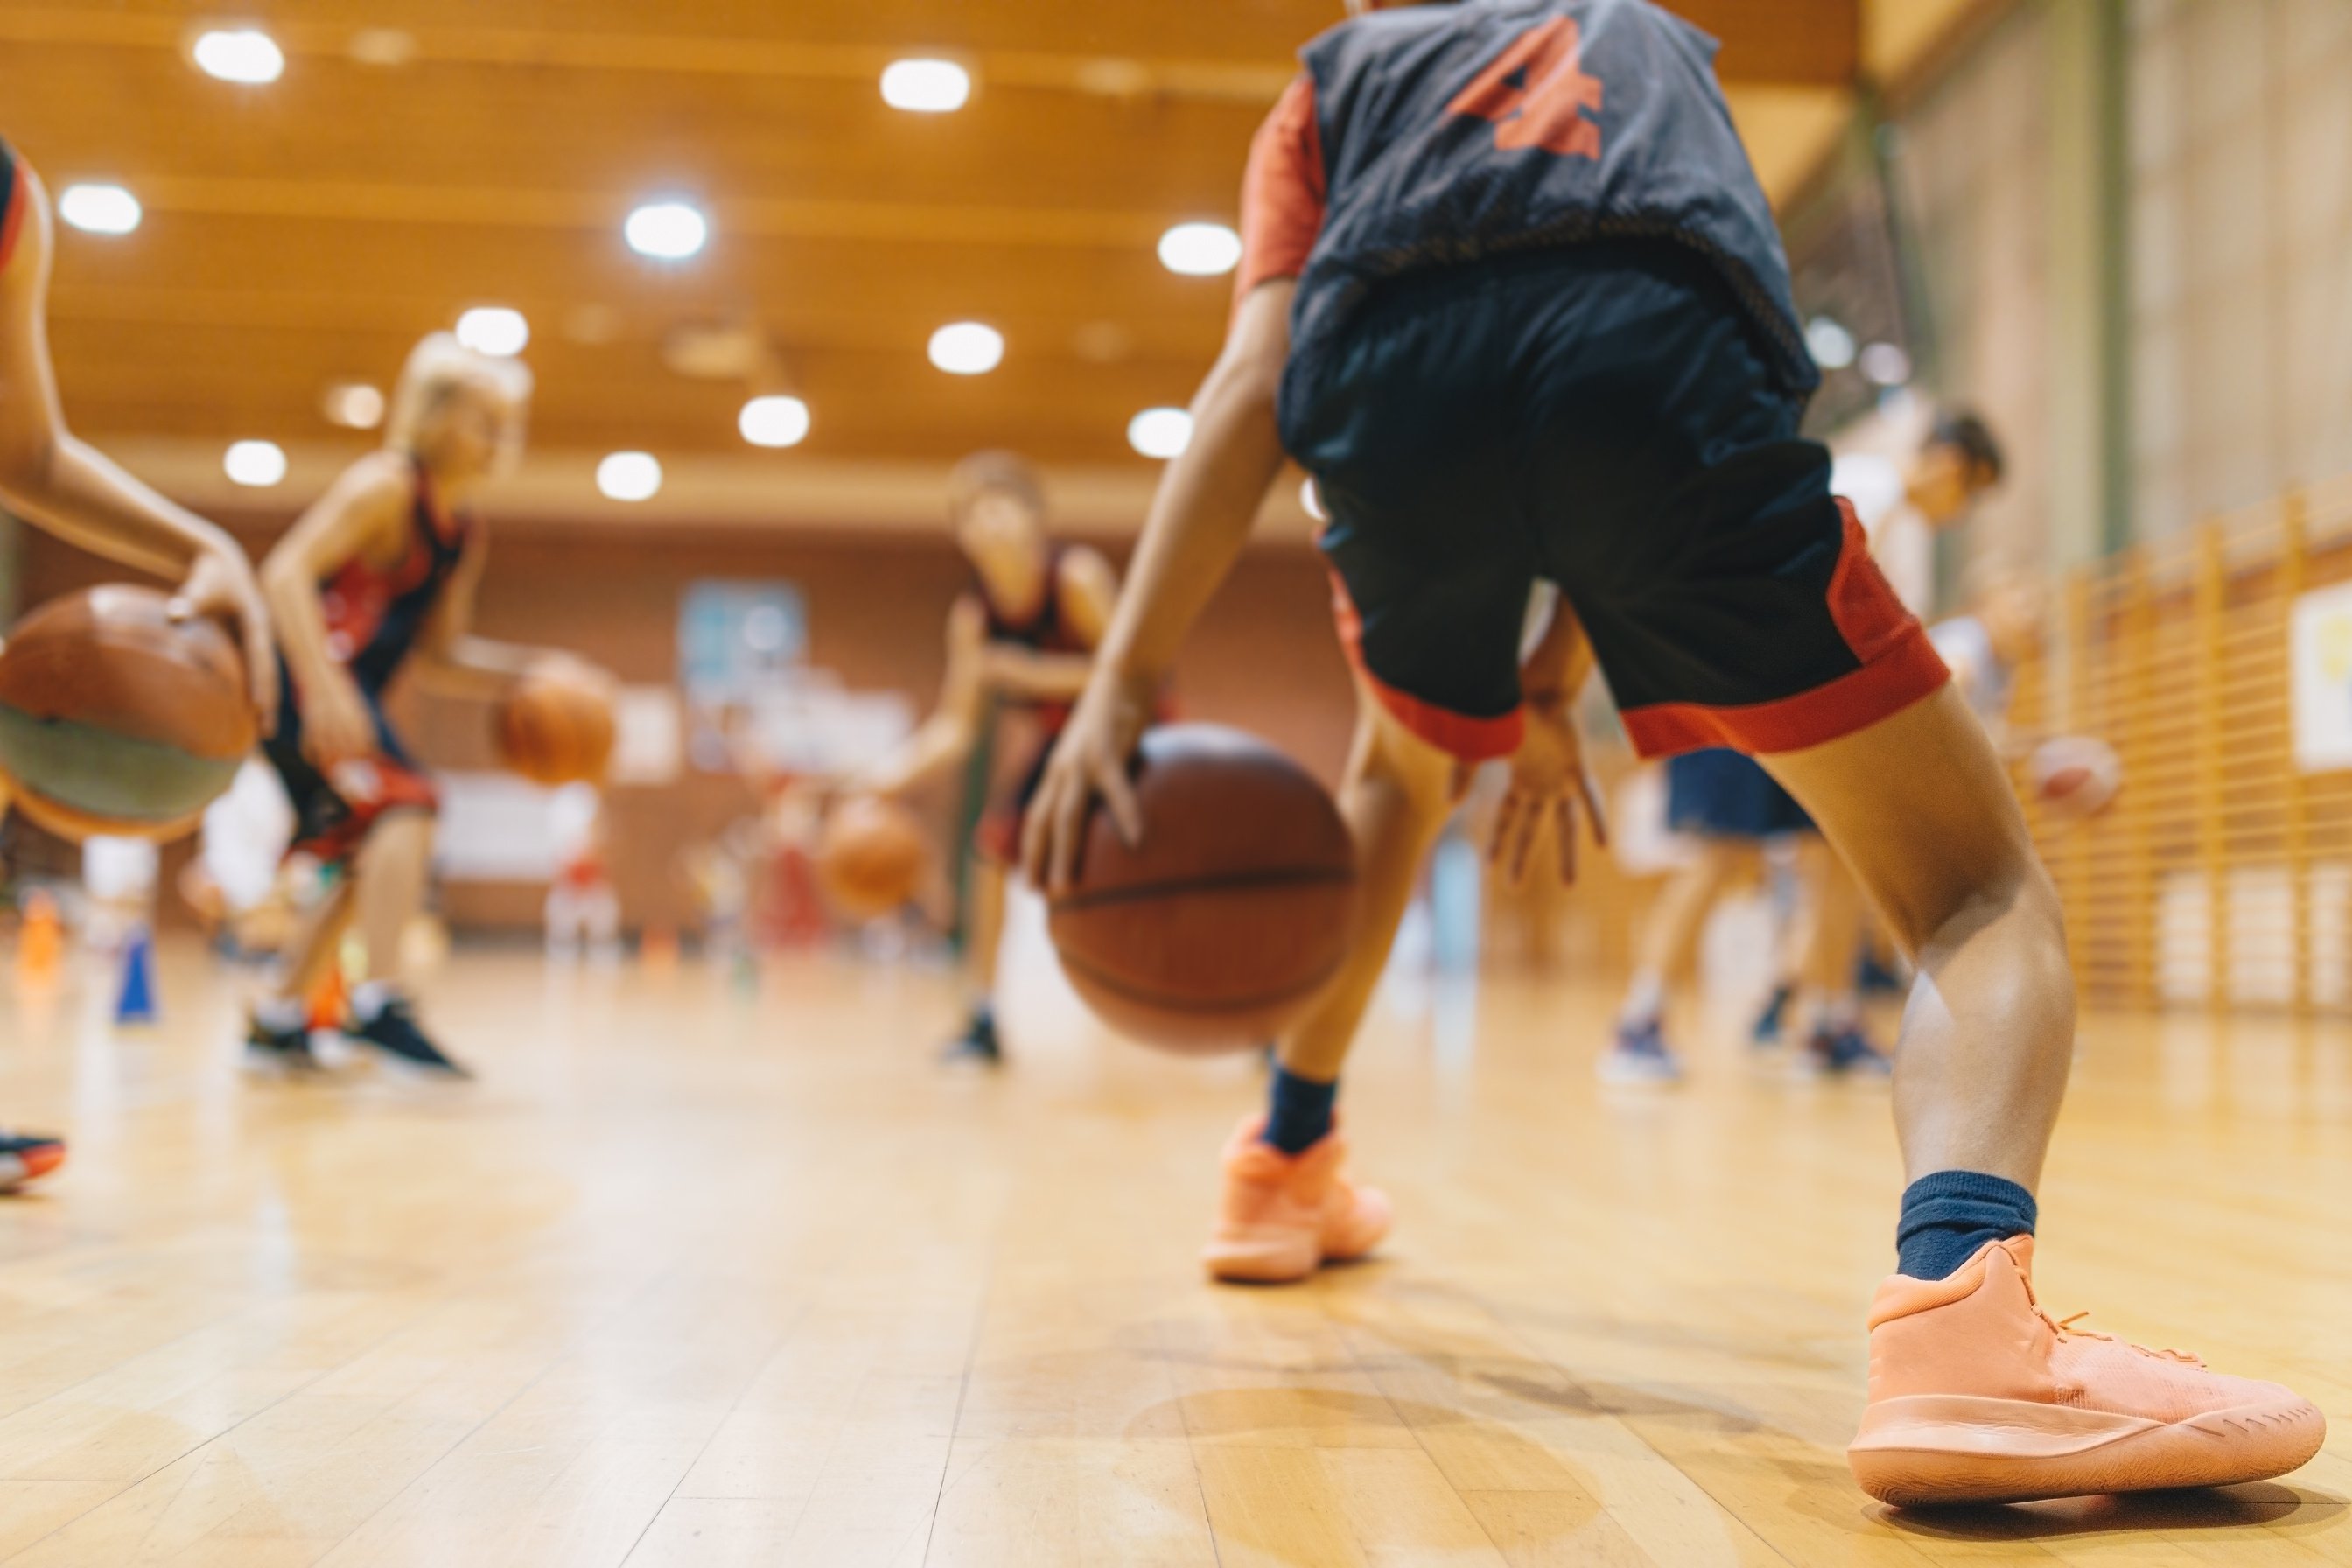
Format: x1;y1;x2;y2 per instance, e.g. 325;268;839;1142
1158;221;1242;277
1805;316;1856;372
626;200;708;261
1858;341;1913;387
223;439;287;487
739;396;811;449
57;184;142;235
928;322;1003;375
882;59;971;113
1127;407;1192;460
321;382;385;430
455;306;529;358
597;451;662;502
192;29;284;84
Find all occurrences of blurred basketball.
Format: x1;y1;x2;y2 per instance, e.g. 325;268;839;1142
2029;734;2121;822
1046;724;1358;1054
817;794;928;918
0;585;256;844
495;663;614;786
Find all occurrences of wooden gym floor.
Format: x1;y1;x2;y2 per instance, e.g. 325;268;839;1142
0;937;2345;1565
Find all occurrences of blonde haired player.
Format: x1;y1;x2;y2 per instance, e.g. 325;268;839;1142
0;136;275;1186
243;333;605;1076
1029;0;2320;1508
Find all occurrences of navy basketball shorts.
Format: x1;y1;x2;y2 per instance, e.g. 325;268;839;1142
1281;240;1947;764
1666;748;1815;840
262;657;439;867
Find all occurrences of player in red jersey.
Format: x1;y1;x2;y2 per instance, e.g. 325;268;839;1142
1026;0;2321;1507
867;452;1118;1063
244;333;604;1077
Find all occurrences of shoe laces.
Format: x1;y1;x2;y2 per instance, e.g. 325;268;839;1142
2011;1255;2202;1365
2042;1308;2203;1367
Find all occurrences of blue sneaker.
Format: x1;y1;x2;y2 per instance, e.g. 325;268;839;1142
1750;984;1795;1046
1600;1018;1684;1085
1801;1024;1893;1079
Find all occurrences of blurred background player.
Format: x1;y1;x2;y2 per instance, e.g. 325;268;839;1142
0;134;275;1186
1026;0;2318;1505
242;333;603;1076
864;452;1116;1063
1607;407;2009;1082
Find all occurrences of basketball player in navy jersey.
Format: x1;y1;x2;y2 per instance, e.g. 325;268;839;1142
244;333;602;1077
867;452;1117;1063
1028;0;2320;1506
0;136;276;1186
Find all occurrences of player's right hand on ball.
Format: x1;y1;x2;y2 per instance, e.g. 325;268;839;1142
170;542;279;734
300;668;377;767
1021;668;1152;893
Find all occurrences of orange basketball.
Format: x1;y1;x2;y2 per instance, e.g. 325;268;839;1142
817;794;928;918
0;585;256;843
1046;724;1358;1054
495;663;614;787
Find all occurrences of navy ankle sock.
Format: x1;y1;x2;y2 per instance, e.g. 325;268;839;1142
1264;1067;1338;1155
1895;1170;2037;1279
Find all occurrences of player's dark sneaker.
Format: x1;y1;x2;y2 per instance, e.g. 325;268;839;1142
0;1130;65;1189
348;998;472;1077
942;1004;1003;1066
244;1013;322;1075
1599;1018;1683;1084
1802;1024;1894;1079
1750;983;1795;1046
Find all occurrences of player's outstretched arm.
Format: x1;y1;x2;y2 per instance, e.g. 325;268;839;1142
1020;281;1295;890
411;536;600;701
864;595;990;799
0;162;276;725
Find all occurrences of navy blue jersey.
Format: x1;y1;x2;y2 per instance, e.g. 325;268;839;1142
1288;0;1815;398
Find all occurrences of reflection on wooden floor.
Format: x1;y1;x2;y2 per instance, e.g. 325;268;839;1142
0;939;2345;1565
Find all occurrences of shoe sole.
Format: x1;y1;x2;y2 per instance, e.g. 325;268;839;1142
1202;1232;1320;1284
1850;1392;2328;1505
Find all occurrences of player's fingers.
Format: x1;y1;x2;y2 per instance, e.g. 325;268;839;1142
1508;793;1541;885
1488;792;1520;867
1096;752;1144;850
1047;776;1092;893
1555;795;1578;885
1018;775;1054;887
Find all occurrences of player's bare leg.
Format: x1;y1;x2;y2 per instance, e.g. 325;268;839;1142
1204;682;1451;1282
944;854;1008;1064
1609;837;1752;1081
1764;684;2319;1502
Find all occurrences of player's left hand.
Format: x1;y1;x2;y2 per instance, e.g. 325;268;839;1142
170;543;278;734
1019;667;1152;892
1490;700;1606;886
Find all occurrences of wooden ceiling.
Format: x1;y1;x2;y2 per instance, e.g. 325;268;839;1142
0;0;1864;494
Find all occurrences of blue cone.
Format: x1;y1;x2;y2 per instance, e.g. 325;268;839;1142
115;926;158;1026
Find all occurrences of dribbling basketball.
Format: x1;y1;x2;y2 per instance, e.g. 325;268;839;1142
0;3;2341;1560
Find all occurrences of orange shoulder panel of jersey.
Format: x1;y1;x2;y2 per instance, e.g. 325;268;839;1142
1234;74;1327;306
0;141;28;274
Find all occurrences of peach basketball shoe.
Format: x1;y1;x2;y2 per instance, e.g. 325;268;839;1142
1850;1236;2325;1505
1202;1116;1392;1284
